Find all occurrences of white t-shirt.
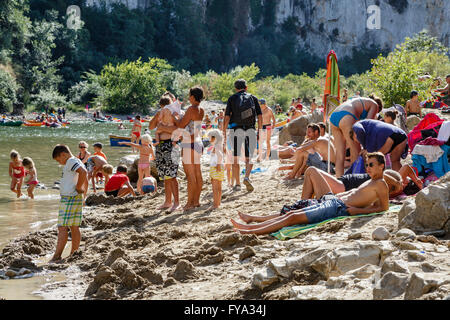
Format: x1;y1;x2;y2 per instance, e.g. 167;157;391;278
165;101;182;115
60;157;84;196
142;176;156;186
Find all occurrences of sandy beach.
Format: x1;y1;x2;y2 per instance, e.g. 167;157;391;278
1;109;449;300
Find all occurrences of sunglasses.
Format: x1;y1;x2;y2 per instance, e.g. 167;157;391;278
79;146;86;148
365;162;376;168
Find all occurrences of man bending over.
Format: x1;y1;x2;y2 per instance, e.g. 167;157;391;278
231;152;389;235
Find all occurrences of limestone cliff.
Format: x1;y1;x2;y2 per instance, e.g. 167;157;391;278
86;0;450;60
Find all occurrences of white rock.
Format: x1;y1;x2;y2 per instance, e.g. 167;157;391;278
268;259;289;278
372;227;390;241
405;273;450;300
349;264;380;279
252;267;279;290
396;229;416;239
381;258;410;275
407;251;426;262
373;272;410;300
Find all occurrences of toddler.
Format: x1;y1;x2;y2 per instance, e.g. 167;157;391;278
207;129;224;209
9;150;25;198
22;157;39;199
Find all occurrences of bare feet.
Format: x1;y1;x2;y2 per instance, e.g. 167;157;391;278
230;218;251;230
238;211;253;223
158;203;172;210
48;256;62;263
283;173;295;180
170;203;181;212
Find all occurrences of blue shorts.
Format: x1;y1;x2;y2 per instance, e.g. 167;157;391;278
303;195;349;224
142;185;155;194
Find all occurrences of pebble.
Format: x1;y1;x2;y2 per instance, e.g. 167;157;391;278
407;250;426;262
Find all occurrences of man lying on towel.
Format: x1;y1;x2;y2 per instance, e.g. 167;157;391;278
231;152;390;235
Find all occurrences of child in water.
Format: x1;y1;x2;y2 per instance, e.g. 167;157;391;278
9;150;25;198
207;129;224;209
22;157;39;199
119;134;155;195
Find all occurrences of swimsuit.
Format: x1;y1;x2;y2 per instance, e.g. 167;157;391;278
338;174;371;191
132;122;142;138
155;139;180;180
12;165;25;179
306;153;335;173
262;124;272;130
329;98;368;127
388;132;408;154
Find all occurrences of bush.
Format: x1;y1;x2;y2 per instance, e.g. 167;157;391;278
30;88;68;109
0;68;18;112
99;57;172;114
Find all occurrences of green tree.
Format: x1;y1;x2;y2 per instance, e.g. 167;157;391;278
0;68;18;112
100;58;172;114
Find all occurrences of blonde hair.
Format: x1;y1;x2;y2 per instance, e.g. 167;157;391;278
10;149;20;160
79;141;89;148
207;129;223;145
141;134;152;144
22;157;35;169
102;164;114;175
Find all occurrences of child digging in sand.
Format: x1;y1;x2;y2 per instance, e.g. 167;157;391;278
50;145;87;262
22;157;39;199
9;150;25;198
207;129;225;209
101;164;114;186
119;134;155;195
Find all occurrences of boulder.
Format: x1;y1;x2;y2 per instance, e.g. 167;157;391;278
398;173;450;234
118;155;158;183
404;273;450;300
406;115;421;132
373;271;410;300
381;257;410;275
278;110;324;145
395;229;416;239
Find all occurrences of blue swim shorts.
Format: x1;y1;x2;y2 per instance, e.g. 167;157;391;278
142;185;155;194
302;195;349;224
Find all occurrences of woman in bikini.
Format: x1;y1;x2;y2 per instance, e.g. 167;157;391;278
329;95;382;177
173;86;205;211
131;115;142;153
9;150;25;198
119;134;155;195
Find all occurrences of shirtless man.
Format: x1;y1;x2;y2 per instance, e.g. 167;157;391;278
405;90;422;118
289;107;304;121
284;123;336;180
86;155;108;194
310;98;318;113
231;152;389;235
435;74;450;105
257;99;276;161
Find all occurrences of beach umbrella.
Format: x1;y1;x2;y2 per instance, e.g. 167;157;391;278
323;50;340;173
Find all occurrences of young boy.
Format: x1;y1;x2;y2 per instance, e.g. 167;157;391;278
405;90;422;118
104;165;136;198
93;142;107;184
50;145;87;262
142;176;157;195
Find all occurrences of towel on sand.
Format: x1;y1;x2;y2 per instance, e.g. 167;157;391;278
271;204;403;240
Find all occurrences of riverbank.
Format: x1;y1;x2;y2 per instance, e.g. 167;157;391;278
1;108;449;300
1;157;449;300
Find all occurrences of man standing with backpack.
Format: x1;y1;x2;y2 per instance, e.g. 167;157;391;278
223;79;263;192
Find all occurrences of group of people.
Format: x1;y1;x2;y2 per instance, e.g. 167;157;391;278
231;85;450;235
22;77;448;262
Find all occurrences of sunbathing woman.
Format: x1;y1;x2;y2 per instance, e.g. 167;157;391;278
231;153;389;235
329;95;382;177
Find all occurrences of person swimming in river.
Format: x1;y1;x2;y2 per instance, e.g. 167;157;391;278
231;152;389;235
9;150;25;198
22;157;39;199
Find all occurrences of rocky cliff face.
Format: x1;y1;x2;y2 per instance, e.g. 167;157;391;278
87;0;450;60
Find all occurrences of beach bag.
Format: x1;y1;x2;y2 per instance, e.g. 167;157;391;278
344;156;366;175
234;92;256;126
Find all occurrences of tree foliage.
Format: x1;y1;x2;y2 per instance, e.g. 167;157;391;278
99;58;172;114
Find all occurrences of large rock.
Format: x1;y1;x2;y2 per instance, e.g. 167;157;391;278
404;273;450;300
118;155;158;183
279;110;324;145
406;115;421;132
398;173;450;234
373;271;410;300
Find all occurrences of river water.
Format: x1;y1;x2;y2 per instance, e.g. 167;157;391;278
0;119;137;299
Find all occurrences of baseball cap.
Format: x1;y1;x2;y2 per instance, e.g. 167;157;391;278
259;98;266;104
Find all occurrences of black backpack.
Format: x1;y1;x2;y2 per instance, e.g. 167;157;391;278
233;92;256;126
